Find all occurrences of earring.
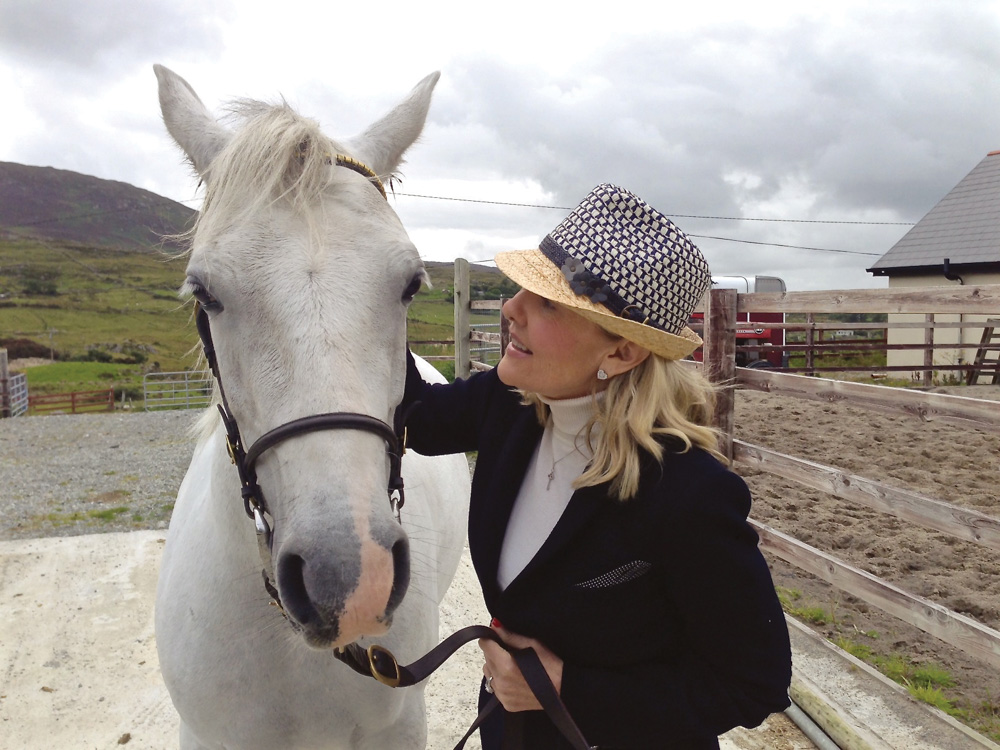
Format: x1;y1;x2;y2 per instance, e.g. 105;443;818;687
597;369;608;381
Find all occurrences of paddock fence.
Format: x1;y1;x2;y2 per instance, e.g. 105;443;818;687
452;265;1000;743
701;285;1000;677
143;370;213;411
1;349;29;417
27;388;115;415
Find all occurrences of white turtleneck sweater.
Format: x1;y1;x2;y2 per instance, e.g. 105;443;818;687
496;393;602;591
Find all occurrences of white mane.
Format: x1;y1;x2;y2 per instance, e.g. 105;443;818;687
195;101;344;246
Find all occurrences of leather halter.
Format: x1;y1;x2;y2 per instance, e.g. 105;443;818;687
195;304;407;611
192;154;404;611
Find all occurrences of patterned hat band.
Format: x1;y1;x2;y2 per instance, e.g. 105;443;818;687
539;236;662;331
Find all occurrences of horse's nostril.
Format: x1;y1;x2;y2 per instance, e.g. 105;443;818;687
276;553;323;628
385;537;410;616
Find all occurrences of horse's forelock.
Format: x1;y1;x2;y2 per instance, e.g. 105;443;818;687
195;100;340;239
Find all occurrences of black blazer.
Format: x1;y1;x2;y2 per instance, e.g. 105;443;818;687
402;354;792;749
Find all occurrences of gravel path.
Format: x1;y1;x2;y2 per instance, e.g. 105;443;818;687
0;410;199;541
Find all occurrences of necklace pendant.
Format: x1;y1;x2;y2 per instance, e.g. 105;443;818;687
546;469;556;490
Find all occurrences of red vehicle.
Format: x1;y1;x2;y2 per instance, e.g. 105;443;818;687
690;275;787;368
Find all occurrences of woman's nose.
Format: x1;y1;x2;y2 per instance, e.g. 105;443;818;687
502;290;526;324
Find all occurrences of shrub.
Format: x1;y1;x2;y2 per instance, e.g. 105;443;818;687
0;337;52;359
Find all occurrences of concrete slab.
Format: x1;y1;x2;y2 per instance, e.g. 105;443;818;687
11;530;976;749
0;532;175;748
786;619;1000;750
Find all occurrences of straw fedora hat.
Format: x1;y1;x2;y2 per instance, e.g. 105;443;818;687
494;183;711;360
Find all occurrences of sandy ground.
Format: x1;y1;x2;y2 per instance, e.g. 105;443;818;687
0;531;808;749
735;383;1000;736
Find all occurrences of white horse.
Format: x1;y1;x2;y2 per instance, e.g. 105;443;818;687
153;65;470;750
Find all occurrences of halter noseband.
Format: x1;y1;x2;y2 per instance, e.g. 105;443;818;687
193;154;403;612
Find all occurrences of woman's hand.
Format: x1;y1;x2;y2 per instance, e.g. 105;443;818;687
479;623;564;712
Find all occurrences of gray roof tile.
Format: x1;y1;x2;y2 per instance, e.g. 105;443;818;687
868;151;1000;273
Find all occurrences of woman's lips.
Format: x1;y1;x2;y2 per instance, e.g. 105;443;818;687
508;335;532;355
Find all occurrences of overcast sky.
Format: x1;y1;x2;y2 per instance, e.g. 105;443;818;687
1;0;998;290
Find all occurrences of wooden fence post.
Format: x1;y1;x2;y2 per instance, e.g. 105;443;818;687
453;258;471;380
705;288;737;462
0;348;9;418
500;297;510;356
923;314;934;387
805;314;815;376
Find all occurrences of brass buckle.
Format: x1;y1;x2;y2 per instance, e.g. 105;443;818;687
226;436;238;465
366;644;401;687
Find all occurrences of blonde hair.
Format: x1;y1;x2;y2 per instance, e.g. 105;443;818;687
523;355;722;501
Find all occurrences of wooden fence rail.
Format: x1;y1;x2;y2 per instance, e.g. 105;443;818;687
734;284;1000;314
706;284;1000;678
28;389;114;415
754;520;1000;673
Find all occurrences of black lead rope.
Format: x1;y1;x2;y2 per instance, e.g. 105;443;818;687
336;625;595;750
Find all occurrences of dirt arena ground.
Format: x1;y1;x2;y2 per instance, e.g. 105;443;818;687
734;384;1000;738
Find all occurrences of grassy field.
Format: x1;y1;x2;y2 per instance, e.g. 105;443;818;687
1;239;506;397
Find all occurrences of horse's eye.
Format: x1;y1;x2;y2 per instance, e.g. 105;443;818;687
185;276;224;313
402;274;423;303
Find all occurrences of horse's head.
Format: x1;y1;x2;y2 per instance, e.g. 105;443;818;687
155;65;437;648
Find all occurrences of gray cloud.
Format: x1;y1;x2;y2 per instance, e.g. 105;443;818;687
0;0;232;71
2;2;997;290
400;7;998;288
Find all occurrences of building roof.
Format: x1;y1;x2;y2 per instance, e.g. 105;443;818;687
868;151;1000;275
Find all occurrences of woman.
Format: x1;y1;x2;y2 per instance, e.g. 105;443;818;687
402;184;792;749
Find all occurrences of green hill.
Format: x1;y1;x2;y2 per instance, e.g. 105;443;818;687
0;161;196;250
0;163;512;397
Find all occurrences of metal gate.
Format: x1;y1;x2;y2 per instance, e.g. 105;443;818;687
143;371;213;411
2;372;28;417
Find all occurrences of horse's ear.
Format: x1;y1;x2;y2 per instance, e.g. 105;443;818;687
154;64;230;177
343;72;440;180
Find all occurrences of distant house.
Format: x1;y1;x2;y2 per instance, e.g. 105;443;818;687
867;150;1000;377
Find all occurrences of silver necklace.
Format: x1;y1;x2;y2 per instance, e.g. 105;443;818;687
546;445;581;490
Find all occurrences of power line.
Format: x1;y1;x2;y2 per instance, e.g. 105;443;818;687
392;192;915;226
15;191;912;229
7;191;900;259
686;234;883;257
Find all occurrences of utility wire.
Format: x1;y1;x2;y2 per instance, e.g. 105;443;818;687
8;192;905;260
392;192;915;226
686;234;883;257
13;193;914;229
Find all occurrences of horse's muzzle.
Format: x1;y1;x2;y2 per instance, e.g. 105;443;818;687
275;529;410;649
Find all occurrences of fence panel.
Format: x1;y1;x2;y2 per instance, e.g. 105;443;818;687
28;389;114;415
7;373;28;416
144;371;213;411
700;284;1000;678
1;372;29;417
